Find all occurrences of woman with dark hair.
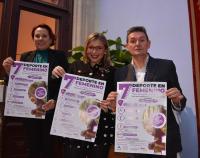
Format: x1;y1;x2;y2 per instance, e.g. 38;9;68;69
2;24;68;158
52;32;115;158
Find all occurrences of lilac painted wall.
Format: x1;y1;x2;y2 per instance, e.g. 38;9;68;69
95;0;198;158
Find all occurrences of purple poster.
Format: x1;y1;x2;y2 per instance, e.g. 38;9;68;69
4;61;49;119
115;82;167;155
50;73;106;142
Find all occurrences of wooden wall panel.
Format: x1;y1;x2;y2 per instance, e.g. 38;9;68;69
188;0;200;156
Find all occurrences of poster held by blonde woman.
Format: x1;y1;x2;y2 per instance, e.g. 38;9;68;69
50;73;106;142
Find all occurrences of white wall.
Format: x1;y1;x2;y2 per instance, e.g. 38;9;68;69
94;0;198;158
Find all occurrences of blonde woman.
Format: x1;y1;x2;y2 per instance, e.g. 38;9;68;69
52;32;115;158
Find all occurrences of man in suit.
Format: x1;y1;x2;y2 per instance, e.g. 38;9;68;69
107;26;186;158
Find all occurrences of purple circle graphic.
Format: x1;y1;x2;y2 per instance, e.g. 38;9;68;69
152;113;166;128
35;87;47;99
86;104;100;119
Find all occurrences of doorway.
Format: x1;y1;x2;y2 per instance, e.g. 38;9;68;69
0;0;73;78
0;0;73;157
16;10;56;60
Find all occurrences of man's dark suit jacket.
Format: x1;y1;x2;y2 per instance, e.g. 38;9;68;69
114;55;186;155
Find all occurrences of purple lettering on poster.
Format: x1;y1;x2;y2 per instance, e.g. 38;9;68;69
64;74;76;89
118;84;131;99
13;62;23;74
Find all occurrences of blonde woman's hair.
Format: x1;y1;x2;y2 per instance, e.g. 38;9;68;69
83;32;112;67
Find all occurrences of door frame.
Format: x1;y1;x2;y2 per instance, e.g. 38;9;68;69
188;0;200;156
0;0;73;78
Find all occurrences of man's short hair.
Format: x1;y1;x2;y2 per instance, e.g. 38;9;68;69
126;26;149;43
